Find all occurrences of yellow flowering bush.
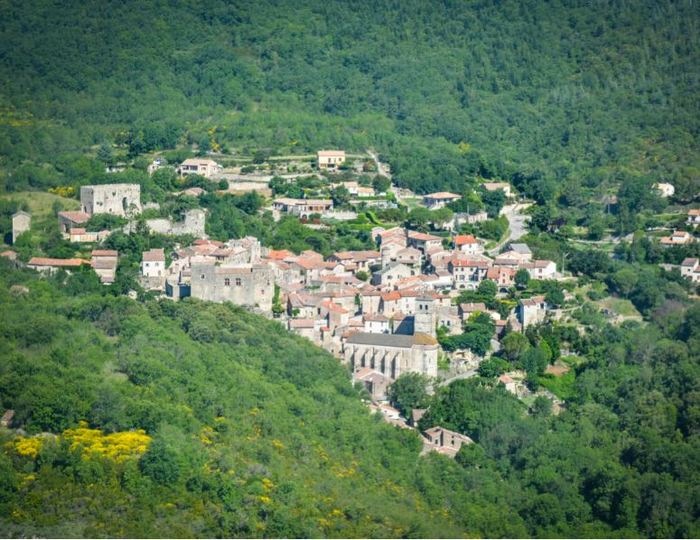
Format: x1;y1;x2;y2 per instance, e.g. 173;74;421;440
11;437;42;459
62;421;151;462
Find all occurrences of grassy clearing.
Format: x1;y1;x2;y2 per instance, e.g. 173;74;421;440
596;296;642;318
1;191;79;219
540;370;576;401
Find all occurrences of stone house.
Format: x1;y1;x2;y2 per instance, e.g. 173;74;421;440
481;182;513;198
423;192;461;209
423;426;474;457
141;248;165;278
317;150;346;169
272;198;333;218
91;249;118;284
660;230;694;246
454;234;482;255
363;313;390;334
449;258;490;289
11;211;31;244
81;184;141;217
395;247;423;268
58;211;91;234
353;367;390;401
680;257;700;283
407;231;443;253
360;290;382;314
371;262;416;288
518;295;548;329
177;158;222;178
486;266;516;289
687;209;700;227
521;259;557;280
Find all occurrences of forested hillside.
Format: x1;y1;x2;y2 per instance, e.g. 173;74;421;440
1;0;698;195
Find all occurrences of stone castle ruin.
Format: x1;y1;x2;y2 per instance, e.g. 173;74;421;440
80;184;141;217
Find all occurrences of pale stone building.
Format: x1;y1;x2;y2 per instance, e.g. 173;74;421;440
11;211;30;244
91;249;118;284
177;158;222;178
191;262;275;312
58;211;91;234
317;150;346;169
423;426;473;457
343;332;439;379
81;184;141;217
481;182;513;198
517;295;548;329
423;192;461;209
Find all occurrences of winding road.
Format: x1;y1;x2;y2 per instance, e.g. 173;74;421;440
487;203;531;256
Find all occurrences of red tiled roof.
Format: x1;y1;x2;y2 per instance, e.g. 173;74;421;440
381;291;401;301
91;250;118;257
28;257;89;268
142;248;165;262
58;211;90;223
454;234;478;245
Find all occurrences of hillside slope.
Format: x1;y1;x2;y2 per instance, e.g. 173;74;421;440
1;0;698;193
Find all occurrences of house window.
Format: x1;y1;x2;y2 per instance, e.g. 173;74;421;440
235;278;242;286
224;278;230;286
200;274;205;280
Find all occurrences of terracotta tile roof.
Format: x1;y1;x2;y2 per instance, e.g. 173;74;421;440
58;211;90;223
69;228;86;234
408;231;442;242
424;192;460;199
91;250;118;257
28;257;89;268
381;291;401;301
454;234;478;245
450;258;490;268
142;248;165;262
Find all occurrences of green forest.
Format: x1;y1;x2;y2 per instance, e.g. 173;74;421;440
0;0;698;199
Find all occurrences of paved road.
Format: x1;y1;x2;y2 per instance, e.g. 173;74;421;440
486;203;531;256
438;369;478;387
366;148;391;179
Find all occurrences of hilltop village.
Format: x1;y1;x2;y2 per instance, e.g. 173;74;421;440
3;149;699;452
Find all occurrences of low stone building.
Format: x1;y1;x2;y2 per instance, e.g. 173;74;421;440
353;367;390;401
27;257;90;274
343;332;439;379
58;211;91;234
91;249;118;284
680;257;700;283
272;198;333;218
422;426;474;458
481;182;513;198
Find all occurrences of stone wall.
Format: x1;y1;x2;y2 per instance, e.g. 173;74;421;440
145;209;206;237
